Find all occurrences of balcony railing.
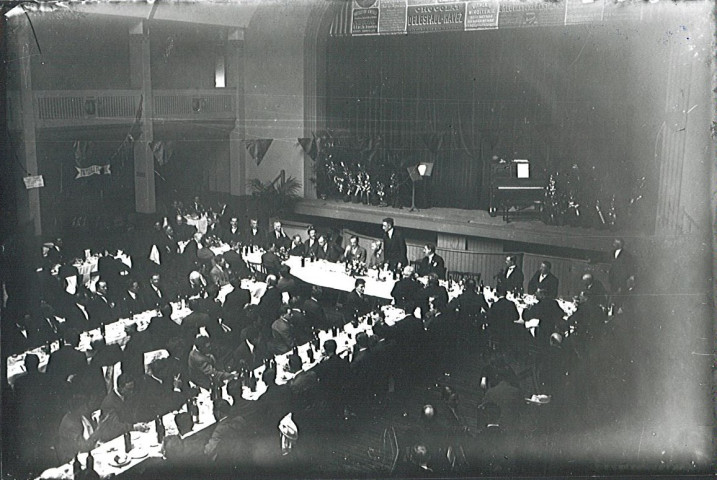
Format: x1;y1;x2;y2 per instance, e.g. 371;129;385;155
7;89;236;128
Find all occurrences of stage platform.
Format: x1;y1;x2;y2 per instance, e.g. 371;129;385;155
294;198;619;253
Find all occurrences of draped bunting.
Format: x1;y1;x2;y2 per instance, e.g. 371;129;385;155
244;139;274;166
73;140;111;179
151;140;174;166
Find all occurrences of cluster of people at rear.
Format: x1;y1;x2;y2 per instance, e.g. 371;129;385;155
1;189;639;478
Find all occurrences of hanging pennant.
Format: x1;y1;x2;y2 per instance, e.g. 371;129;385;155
297;138;317;160
244;139;273;166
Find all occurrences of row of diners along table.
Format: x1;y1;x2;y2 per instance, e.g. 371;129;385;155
9;244;578;480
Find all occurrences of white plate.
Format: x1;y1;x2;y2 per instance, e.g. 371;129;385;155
109;458;131;468
131;450;149;460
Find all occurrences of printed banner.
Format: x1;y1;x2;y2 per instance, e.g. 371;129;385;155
498;1;565;28
407;3;466;33
75;164;111;179
352;7;380;34
379;0;408;34
465;1;499;30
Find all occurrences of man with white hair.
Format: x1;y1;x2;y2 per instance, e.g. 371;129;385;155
266;221;290;251
390;265;422;311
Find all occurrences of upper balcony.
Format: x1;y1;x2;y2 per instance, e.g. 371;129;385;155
7;89;237;130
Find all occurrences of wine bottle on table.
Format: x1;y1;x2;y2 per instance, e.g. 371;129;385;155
123;430;132;453
191;397;199;423
155;415;165;443
72;455;82;478
86;451;99;479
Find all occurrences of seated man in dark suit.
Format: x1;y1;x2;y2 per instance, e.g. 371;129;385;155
261;244;283;277
302;286;330;331
181;298;211;341
224;246;253;280
391;266;423;311
188;336;237;390
244;218;264;247
161;412;210;466
143;273;168;311
527;261;559;299
266;220;291;252
232;325;268;370
340;236;367;264
313;339;350;418
87;280;118;326
271;307;297;354
222;217;242;245
137;358;186;421
581;273;608;308
146;303;181;350
288;235;305;256
45;329;87;384
98;373;147;441
344;278;373;320
257;275;283;334
485;287;520;350
117;279;145;318
303;226;320;258
224;277;251;311
522;288;568;349
277;265;300;299
418;273;449;313
172;214;196;243
57;389;111;463
315;235;341;262
416;244;446;279
204;400;254;464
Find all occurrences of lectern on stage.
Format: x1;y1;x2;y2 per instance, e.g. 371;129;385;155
407;162;433;212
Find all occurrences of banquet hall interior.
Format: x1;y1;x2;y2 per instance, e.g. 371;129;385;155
1;1;714;479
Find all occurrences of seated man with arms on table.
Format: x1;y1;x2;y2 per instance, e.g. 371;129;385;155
98;373;149;441
344;278;373;320
416;243;446;279
57;388;112;463
341;236;367;264
315;234;341;263
187;336;237;390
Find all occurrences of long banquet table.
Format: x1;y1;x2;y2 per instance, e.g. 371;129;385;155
37;305;408;479
30;246;577;479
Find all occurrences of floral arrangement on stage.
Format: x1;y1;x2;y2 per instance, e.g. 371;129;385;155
311;131;405;207
541;163;647;230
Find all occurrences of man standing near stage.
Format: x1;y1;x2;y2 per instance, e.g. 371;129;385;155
382;218;408;270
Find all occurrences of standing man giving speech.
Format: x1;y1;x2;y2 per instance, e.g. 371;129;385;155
382;218;408;269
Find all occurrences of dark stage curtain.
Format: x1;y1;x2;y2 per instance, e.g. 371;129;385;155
324;26;653;215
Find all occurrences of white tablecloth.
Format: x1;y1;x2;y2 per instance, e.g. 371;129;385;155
38;305;409;479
